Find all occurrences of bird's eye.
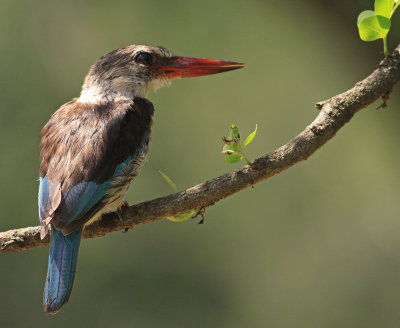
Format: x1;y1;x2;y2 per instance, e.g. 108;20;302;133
134;52;154;66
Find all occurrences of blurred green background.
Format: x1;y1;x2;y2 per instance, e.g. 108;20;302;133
1;0;400;327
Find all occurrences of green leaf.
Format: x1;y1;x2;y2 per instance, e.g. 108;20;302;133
230;124;240;139
159;170;177;192
225;154;241;164
358;14;391;41
167;209;196;222
243;124;258;148
357;10;375;26
375;0;395;18
222;143;240;154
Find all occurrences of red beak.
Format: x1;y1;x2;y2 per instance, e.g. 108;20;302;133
155;56;245;79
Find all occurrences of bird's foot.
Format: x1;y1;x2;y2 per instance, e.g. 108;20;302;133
116;201;129;221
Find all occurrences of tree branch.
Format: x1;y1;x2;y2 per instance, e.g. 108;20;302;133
1;45;400;254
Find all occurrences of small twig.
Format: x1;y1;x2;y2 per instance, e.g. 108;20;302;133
376;88;392;109
192;207;206;224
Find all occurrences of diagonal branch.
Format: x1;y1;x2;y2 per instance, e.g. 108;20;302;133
1;45;400;254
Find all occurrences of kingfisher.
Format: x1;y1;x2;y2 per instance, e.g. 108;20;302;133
38;44;244;313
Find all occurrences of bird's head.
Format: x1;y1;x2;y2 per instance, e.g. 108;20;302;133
78;44;244;104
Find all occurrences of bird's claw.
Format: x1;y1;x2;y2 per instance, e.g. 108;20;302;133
116;201;129;221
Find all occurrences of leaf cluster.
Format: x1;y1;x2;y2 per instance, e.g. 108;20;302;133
221;124;257;165
357;0;399;55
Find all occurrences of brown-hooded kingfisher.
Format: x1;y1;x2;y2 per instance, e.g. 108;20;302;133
38;44;244;313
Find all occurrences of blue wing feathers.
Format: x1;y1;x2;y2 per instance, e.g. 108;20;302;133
43;224;82;313
57;155;133;226
39;155;135;230
58;181;109;226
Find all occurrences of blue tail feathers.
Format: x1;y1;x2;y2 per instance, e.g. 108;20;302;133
43;224;82;314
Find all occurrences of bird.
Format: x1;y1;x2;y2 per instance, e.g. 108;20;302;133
38;44;244;314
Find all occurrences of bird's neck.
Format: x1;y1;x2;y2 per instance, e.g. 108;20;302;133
78;76;149;104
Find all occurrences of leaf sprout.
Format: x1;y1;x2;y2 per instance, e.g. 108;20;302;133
222;124;257;165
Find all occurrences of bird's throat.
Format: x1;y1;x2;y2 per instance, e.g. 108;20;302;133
78;77;149;104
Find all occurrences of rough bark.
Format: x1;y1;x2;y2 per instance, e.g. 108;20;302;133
1;45;400;254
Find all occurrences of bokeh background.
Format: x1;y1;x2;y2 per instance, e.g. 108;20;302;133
1;0;400;327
